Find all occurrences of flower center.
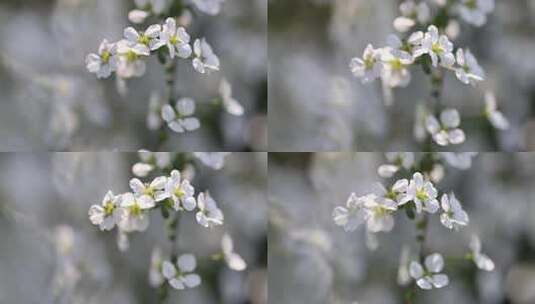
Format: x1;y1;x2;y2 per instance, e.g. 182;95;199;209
373;206;388;216
170;35;181;45
130;202;142;216
416;189;428;201
386;191;397;200
138;34;151;46
174;188;185;199
432;43;443;54
101;51;111;63
144;186;155;196
104;200;115;215
389;58;404;71
126;50;138;62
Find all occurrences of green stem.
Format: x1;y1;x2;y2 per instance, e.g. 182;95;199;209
157;58;178;149
405;213;429;304
157;211;181;304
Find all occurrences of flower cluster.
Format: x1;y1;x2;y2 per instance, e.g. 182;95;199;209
333;152;494;292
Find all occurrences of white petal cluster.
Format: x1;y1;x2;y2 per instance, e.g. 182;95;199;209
349;44;383;84
426;109;466;146
440;152;478;170
193;152;231;170
377;152;414;178
161;98;201;133
455;49;485;85
410;253;449;289
86;18;220;79
164;170;197;211
457;0;495;27
132;150;172;177
484;92;509;130
219;78;244;116
162;254;202;290
406;172;440;214
394;0;431;33
440;193;469;230
413;25;455;68
221;233;247;271
88;191;122;231
469;235;495;271
192;0;225;16
196;191;224;228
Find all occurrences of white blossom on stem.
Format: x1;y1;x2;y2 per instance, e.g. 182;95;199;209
157;18;192;59
86;39;118;79
413;25;455;68
88;191;122;231
469;235;495;271
164;169;196;211
192;38;220;74
426;109;466;146
455;49;485;85
440;193;469;230
410;253;449;289
406;172;440;214
349;44;383;83
219;78;244;116
332;193;371;232
393;0;431;32
221;233;247;271
484;92;509;130
162;254;202;290
196;191;224;228
378;152;415;178
118;193;154;232
161;98;200;133
457;0;495;27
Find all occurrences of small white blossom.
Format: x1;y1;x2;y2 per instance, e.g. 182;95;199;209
375;179;411;207
157;18;192;59
192;38;220;74
161;98;200;133
116;39;149;78
219;78;244;116
440;193;469;230
123;25;161;52
455;49;485;85
413;25;455;68
193;152;230;170
88;191;122;231
381;35;414;88
441;152;478;170
85;39;118;79
162;254;202;290
393;1;431;32
128;9;150;24
364;194;397;233
333;193;372;232
406;172;440;214
129;176;168;205
484;92;509;130
349;44;383;83
469;235;495;271
426;109;466;146
378;152;415;178
221;233;247;271
196;191;224;228
192;0;225;15
164;170;196;211
149;247;165;287
118;192;154;232
457;0;495;27
410;253;449;289
147;92;164;130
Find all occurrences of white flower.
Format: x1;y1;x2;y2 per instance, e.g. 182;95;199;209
410;253;449;289
88;191;121;231
457;0;495;27
349;44;383;83
161;98;200;133
147;92;164;131
440;152;478;170
484;92;509;130
164;170;196;211
376;179;411;208
124;25;161;52
455;49;485;85
129;176;168;205
149;247;165;287
118;192;154;232
192;38;220;74
219;78;244;116
378;152;415;178
221;233;247;271
162;254;202;290
469;235;495;271
192;0;225;15
406;172;440;214
364;194;397;233
193;152;230;170
426;109;466;146
413;25;455;68
132;151;172;177
333;193;372;232
85;39;118;79
116;39;149;78
196;192;224;228
156;18;192;59
440;193;469;230
393;1;431;32
128;9;150;24
134;0;169;14
381;35;414;88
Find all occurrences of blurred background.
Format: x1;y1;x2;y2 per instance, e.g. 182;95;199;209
0;0;267;151
268;0;535;151
269;152;535;304
0;152;267;304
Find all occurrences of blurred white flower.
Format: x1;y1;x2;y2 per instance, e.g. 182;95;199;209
117;230;130;252
457;0;495;27
426;109;466;146
118;192;154;232
406;172;440;214
381;35;414;88
157;18;192;59
116;40;149;78
219;78;244;116
455;49;485;85
88;191;121;231
332;193;372;232
364;195;397;233
193;152;231;170
440;152;478;170
375;179;411;207
162;254;202;290
132;151;172;177
124;25;162;52
85;39;118;79
164;170;196;211
161;98;200;133
192;0;225;15
410;253;449;289
149;247;165;287
128;9;149;24
393;1;431;32
221;233;247;271
135;0;169;14
349;44;383;83
193;38;220;74
129;176;168;205
484;92;509;130
440;193;469;230
147;92;164;130
469;235;495;271
196;191;224;228
378;152;414;178
413;25;455;68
